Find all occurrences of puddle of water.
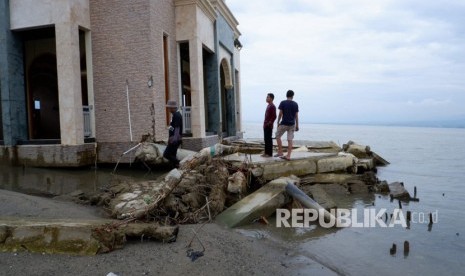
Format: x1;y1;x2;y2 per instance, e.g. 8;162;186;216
0;164;167;197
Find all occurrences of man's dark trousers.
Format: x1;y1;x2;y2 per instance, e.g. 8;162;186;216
163;141;180;167
264;127;273;156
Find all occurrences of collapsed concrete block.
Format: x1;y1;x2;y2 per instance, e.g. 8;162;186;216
300;173;360;185
305;141;342;153
305;185;337;210
216;176;299;228
224;152;336;180
1;220;103;255
0;219;178;255
227;171;247;194
389;182;411;199
357;158;375;171
343;142;372;158
317;153;357;173
262;159;317;181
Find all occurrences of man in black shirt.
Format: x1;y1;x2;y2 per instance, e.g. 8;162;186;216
163;100;183;168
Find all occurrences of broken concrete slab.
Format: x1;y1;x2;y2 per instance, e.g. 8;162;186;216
0;217;178;255
300;173;361;185
374;181;390;193
372;152;390;166
0;218;111;255
389;182;411;200
304;185;337;210
357;158;375;171
316;153;357;173
343;142;372;159
215;176;299;228
304;141;342;153
224;152;336;180
342;141;390;166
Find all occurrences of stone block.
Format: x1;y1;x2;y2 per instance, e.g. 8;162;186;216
305;185;337;210
262;159;317;181
317;154;356;173
216;176;298;228
389;182;411;199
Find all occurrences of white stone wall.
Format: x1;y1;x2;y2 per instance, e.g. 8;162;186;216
196;6;215;51
10;0;90;30
10;0;89;145
175;3;217;138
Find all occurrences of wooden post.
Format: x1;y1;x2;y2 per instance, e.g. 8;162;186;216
404;241;410;256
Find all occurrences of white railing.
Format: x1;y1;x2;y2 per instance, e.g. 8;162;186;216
83;106;92;138
181;106;192;134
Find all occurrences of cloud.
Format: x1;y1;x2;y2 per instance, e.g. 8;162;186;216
406;98;451;107
227;0;465;124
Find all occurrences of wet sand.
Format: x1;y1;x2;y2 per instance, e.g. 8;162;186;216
0;189;336;276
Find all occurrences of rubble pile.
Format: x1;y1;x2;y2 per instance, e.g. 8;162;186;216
92;144;250;224
92;140;393;227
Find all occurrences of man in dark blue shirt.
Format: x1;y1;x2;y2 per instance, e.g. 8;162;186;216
163;100;183;168
275;90;299;160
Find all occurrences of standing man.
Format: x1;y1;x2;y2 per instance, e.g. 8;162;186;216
275;90;299;160
262;93;277;157
163;100;183;168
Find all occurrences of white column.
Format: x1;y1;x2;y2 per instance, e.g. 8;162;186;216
189;38;206;138
55;22;84;145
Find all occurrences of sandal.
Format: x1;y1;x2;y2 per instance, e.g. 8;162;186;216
273;153;283;157
279;156;291;161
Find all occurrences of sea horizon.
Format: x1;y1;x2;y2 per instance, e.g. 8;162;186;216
242;120;465;130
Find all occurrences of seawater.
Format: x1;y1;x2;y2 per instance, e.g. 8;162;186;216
0;123;463;275
242;122;465;275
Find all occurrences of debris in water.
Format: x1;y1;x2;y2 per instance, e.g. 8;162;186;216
390;243;397;255
404;241;410;256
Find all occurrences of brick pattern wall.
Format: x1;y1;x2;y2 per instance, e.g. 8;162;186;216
90;0;179;144
182;135;219;152
96;141;140;164
149;0;180;141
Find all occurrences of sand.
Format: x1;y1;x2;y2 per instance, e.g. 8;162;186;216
0;189;336;276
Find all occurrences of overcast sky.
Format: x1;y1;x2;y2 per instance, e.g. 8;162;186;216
227;0;465;124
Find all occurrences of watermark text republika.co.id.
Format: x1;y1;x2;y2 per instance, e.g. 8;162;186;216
276;208;439;228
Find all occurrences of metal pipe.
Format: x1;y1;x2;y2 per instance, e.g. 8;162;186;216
285;182;336;223
126;79;133;142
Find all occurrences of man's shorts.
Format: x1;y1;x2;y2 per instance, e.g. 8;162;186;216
275;124;295;141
